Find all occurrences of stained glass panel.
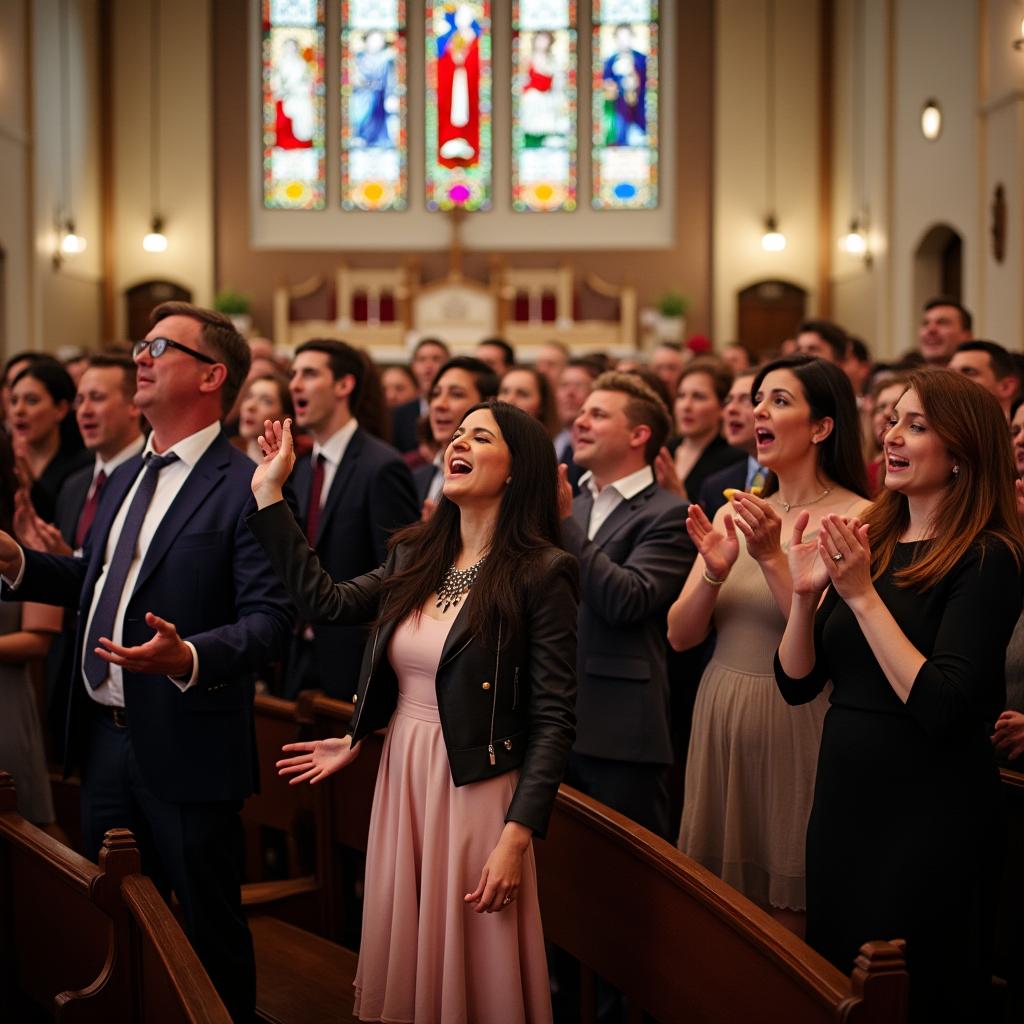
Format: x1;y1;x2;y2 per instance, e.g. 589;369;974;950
591;0;658;210
341;1;407;210
511;1;577;212
425;2;493;211
262;0;327;210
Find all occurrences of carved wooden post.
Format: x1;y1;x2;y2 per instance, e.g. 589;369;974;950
841;938;908;1023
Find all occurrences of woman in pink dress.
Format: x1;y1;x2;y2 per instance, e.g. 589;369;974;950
249;400;577;1023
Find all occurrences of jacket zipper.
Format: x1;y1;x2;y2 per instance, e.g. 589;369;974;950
352;597;387;737
488;619;501;766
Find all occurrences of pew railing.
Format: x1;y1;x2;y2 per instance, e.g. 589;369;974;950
0;771;230;1023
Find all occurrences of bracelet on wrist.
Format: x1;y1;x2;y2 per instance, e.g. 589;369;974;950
702;568;726;587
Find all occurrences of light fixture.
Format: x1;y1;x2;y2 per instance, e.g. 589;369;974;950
839;218;867;255
761;216;786;252
921;99;942;141
760;0;785;254
142;0;168;252
1013;18;1024;50
54;0;86;266
839;2;871;266
143;216;168;252
60;219;87;254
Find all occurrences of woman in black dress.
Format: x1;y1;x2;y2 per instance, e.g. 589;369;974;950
775;369;1024;1020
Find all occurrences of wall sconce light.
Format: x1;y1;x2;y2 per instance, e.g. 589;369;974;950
839;219;867;255
59;219;87;255
920;99;942;140
1013;18;1024;50
761;215;787;252
142;216;168;253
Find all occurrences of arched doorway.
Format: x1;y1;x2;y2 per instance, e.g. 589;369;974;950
736;280;808;358
124;280;192;342
913;224;963;315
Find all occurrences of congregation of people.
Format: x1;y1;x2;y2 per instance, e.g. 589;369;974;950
1;293;1023;1022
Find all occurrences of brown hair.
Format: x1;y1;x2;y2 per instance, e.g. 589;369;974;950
591;370;672;463
87;353;138;402
150;301;251;415
865;368;1024;588
678;356;734;404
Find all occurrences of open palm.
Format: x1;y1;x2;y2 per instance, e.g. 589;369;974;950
686;504;739;581
251;418;296;505
276;736;360;785
787;511;829;597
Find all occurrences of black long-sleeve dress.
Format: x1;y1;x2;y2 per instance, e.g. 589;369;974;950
774;538;1022;1021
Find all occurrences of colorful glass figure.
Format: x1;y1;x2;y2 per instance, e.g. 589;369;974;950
425;2;492;211
592;0;659;210
341;1;408;210
262;0;327;210
512;0;577;212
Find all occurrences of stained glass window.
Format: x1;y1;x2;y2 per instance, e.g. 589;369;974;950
425;2;492;211
262;0;327;210
341;1;408;210
511;1;577;212
591;0;658;210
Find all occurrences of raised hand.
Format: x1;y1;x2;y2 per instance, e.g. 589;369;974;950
556;463;574;520
276;736;360;785
787;511;829;598
730;492;783;564
13;489;71;555
0;527;24;579
251;418;296;508
93;612;194;678
993;710;1024;761
654;446;685;498
685;503;739;582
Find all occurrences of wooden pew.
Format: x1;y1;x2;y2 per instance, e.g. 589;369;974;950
538;785;907;1024
249;695;908;1024
0;771;230;1023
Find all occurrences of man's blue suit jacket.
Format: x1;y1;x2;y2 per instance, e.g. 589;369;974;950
6;431;294;804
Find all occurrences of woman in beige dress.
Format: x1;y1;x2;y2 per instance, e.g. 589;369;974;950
667;355;869;933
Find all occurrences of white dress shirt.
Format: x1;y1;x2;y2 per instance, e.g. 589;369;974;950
426;449;445;504
79;420;222;706
579;464;655;540
311;418;359;508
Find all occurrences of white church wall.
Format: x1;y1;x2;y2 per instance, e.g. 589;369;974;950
712;0;822;345
111;0;214;338
34;0;104;353
979;0;1024;351
0;0;33;356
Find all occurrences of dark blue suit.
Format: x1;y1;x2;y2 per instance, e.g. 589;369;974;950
289;427;418;698
8;430;293;1020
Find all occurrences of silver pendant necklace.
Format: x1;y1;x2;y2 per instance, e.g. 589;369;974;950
776;487;832;513
436;557;485;613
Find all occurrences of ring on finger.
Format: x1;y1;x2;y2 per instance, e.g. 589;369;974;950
832;552;843;562
502;894;513;905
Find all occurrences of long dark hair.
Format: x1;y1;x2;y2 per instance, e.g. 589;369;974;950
751;354;869;498
377;401;562;643
11;360;83;455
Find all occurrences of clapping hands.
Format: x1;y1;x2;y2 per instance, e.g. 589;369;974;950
786;511;873;603
686;504;739;582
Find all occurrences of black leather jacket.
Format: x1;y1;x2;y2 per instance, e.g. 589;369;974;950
248;500;578;837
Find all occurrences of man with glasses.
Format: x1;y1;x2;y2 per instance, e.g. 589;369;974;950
0;301;293;1022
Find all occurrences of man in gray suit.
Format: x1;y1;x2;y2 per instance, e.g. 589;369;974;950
557;372;693;839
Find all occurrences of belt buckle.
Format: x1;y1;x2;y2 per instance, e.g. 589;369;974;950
111;708;127;729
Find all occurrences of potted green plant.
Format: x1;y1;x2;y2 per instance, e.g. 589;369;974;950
214;288;253;335
653;289;689;342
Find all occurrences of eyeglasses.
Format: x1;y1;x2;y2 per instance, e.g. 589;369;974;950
132;337;217;365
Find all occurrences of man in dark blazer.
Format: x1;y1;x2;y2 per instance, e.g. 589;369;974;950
0;303;293;1022
37;355;146;760
390;336;450;452
696;367;764;519
288;339;419;699
558;372;692;840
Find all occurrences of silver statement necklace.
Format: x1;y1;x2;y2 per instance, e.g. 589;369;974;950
436;558;485;613
775;487;832;513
